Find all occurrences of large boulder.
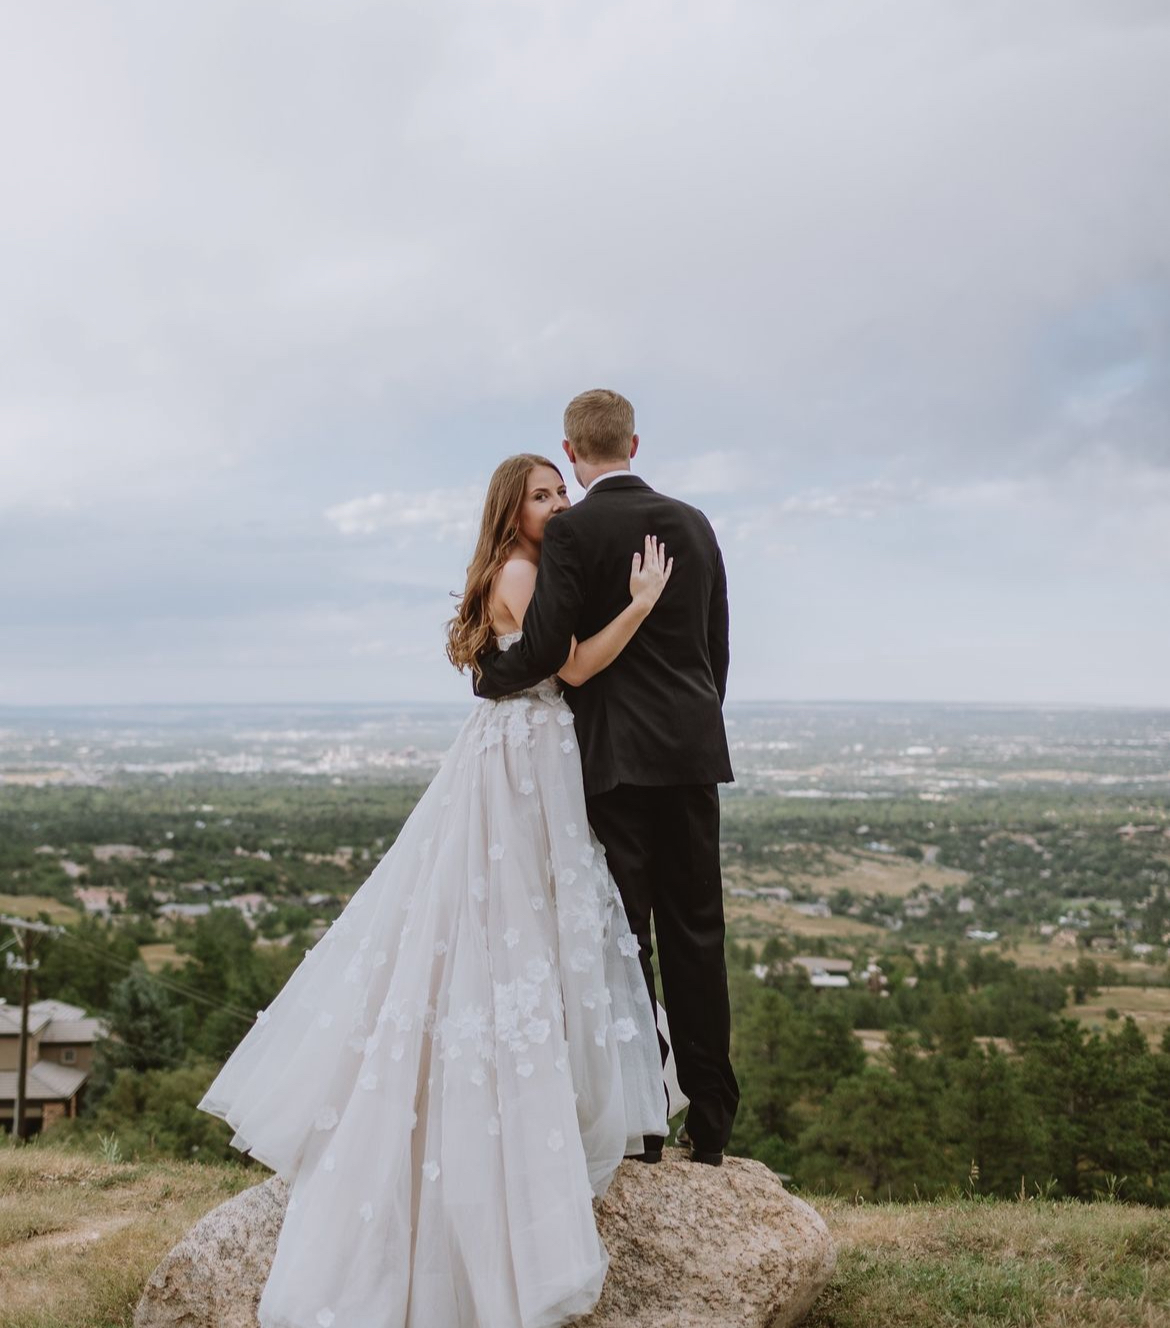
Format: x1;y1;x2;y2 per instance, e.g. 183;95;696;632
135;1154;835;1328
581;1155;835;1327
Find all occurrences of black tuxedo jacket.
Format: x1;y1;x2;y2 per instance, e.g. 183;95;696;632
473;474;733;797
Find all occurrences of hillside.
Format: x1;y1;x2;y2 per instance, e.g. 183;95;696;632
3;1139;1168;1328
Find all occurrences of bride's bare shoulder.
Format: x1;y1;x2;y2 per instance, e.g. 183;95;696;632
490;558;538;629
494;559;537;592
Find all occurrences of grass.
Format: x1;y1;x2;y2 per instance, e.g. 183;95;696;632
1005;941;1157;980
0;1136;257;1328
723;894;887;945
0;895;78;925
3;1137;1169;1327
136;942;189;973
724;847;970;903
811;848;972;900
805;1194;1170;1327
722;846;971;947
1071;986;1170;1047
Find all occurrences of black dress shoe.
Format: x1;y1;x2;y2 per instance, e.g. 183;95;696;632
689;1147;723;1166
636;1133;664;1164
675;1125;722;1163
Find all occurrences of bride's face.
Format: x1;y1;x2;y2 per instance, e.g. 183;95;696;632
517;466;570;546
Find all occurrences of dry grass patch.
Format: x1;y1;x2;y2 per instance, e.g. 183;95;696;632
724;848;973;946
1005;940;1156;979
851;1030;1013;1062
724;897;887;943
726;849;970;903
814;849;971;900
137;942;189;972
0;1139;259;1328
1072;986;1170;1047
0;895;78;925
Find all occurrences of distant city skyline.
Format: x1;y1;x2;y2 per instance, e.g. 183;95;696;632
2;2;1168;707
2;700;1167;794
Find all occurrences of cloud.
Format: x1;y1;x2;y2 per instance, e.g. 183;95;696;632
651;450;751;497
778;480;925;520
324;488;483;541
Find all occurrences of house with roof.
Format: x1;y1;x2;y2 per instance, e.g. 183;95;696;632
788;956;853;988
226;892;273;923
74;886;128;917
0;999;107;1136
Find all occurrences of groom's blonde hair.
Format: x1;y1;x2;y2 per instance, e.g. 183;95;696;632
563;389;635;462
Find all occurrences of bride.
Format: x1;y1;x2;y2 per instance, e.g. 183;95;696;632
198;453;674;1328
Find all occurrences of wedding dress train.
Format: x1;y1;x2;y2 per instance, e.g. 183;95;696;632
198;634;668;1328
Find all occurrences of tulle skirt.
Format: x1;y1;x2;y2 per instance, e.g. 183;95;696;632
198;676;667;1328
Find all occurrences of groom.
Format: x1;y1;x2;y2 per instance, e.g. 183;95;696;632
473;388;739;1164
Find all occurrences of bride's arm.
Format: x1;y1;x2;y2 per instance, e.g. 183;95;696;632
557;536;672;687
493;538;673;688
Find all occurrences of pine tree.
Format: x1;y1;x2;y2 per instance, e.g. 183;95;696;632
87;965;185;1107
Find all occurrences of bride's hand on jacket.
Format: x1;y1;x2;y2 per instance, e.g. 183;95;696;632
630;535;673;613
557;535;673;686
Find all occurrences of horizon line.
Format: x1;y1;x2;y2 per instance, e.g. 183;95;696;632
1;698;1168;713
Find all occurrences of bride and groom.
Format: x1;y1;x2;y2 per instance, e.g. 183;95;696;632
199;388;739;1328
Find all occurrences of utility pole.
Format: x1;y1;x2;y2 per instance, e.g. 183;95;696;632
3;916;60;1143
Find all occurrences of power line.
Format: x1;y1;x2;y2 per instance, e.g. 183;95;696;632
53;928;258;1024
5;913;258;1026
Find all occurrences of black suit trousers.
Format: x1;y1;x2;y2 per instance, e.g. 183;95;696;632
584;783;740;1152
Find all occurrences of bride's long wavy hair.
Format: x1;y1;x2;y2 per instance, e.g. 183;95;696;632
446;453;564;678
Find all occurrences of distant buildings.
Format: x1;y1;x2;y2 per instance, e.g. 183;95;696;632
791;901;832;919
303;847;356;868
158;902;212;921
226;893;273;922
179;880;221;895
234;847;273;862
91;844;146;863
861;959;889;995
724;885;793;902
157;894;272;926
73;886;127;917
788;956;853;988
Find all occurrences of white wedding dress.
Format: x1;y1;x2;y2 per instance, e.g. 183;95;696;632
198;634;668;1328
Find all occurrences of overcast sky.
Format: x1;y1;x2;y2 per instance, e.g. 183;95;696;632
2;0;1168;707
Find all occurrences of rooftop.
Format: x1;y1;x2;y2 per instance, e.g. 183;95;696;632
0;1061;88;1101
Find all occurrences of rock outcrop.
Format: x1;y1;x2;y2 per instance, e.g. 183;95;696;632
135;1154;835;1328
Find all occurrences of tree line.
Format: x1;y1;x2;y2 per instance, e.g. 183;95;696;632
12;912;1170;1204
